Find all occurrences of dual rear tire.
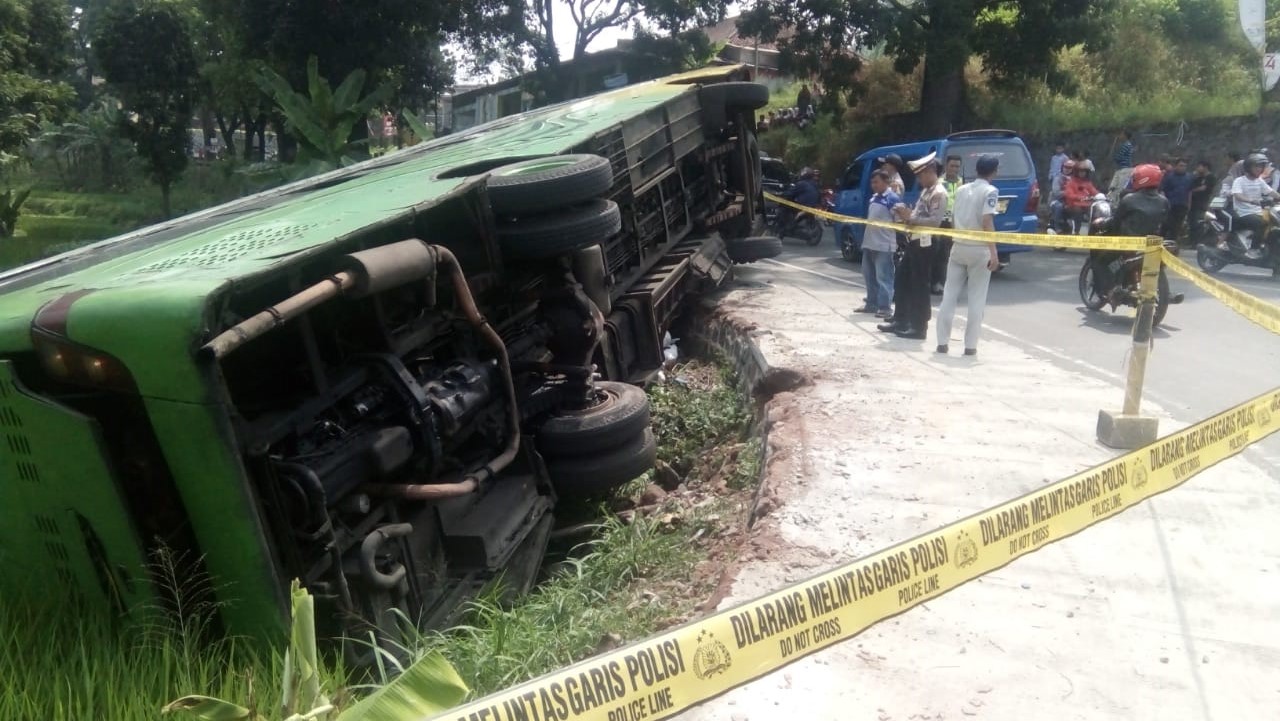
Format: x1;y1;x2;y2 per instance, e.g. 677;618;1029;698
488;154;620;260
536;382;658;496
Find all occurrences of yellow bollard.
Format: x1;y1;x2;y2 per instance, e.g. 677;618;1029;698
1097;236;1163;448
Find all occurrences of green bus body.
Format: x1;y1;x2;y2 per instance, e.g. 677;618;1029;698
0;66;767;643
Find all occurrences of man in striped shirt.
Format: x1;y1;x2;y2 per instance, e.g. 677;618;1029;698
1108;130;1135;202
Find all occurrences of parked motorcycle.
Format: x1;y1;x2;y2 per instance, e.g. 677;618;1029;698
1197;197;1280;275
763;188;825;246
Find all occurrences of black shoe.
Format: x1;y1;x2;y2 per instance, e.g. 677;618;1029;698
895;327;927;340
936;345;949;354
964;348;978;356
877;322;903;333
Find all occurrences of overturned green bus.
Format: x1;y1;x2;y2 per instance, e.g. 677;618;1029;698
0;66;774;649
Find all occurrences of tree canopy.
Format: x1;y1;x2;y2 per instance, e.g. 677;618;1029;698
0;0;76;158
739;0;1113;134
93;0;199;217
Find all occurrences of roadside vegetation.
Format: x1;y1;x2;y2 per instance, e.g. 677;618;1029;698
0;357;760;718
760;0;1265;179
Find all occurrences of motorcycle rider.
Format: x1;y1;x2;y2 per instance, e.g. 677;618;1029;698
779;166;822;232
1092;163;1168;296
1049;158;1076;231
1230;152;1280;259
1062;159;1101;230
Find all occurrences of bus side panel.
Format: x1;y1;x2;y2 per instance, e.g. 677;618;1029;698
143;397;288;639
0;361;152;615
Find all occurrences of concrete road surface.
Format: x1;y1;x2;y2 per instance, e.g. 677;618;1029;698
761;235;1280;465
673;233;1279;721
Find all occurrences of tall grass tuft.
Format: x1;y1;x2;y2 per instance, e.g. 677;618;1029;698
417;514;700;697
0;550;349;721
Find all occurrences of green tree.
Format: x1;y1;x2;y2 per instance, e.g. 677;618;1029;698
739;0;1113;135
255;57;393;170
488;0;728;104
93;0;199;218
0;0;76;156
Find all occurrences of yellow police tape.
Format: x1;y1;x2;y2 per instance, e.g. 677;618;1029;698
1161;248;1280;335
435;386;1280;721
764;192;1280;336
764;192;1150;252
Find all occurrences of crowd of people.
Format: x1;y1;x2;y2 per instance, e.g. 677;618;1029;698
1047;133;1280;249
853;151;1003;356
758;84;821;132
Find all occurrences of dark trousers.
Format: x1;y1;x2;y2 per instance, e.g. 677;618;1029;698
1235;213;1267;248
1163;205;1188;242
1188;204;1209;243
930;235;953;287
893;239;933;331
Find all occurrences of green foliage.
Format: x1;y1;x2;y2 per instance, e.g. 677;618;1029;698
738;0;1112;128
418;513;699;696
93;0;200;217
29;99;135;190
0;0;77;155
401;108;434;146
0;187;32;236
164;581;468;721
646;360;751;475
256;57;393;170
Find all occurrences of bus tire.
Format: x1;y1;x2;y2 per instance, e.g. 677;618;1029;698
497;199;622;259
488;154;614;215
726;235;782;263
547;429;658;496
536;382;651;458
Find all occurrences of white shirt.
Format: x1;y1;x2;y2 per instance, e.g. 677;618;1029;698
1232;175;1275;216
951;178;999;243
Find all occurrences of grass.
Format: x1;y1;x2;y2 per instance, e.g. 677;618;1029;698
647;360;753;476
1;161;276;272
418;358;757;698
0;552;353;721
418;514;701;695
0;358;759;718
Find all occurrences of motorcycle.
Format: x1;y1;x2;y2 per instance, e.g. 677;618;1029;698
763;186;825;246
1049;193;1111;237
1077;198;1184;327
1197;196;1280;275
820;188;837;227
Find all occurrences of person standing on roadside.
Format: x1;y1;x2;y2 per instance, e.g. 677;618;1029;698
1109;130;1136;202
1159;157;1192;241
880;153;906;195
935;155;1001;357
1187;160;1217;245
855;170;900;318
879;152;947;340
931;154;963;294
1048;142;1068;188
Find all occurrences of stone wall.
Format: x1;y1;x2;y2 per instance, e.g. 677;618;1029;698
1022;111;1280;186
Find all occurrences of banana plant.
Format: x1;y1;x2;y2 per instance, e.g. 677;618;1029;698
255;57;393;170
0;188;32;238
400;109;434;146
163;581;468;721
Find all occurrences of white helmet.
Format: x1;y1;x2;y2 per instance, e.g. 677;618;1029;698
1076;159;1095;173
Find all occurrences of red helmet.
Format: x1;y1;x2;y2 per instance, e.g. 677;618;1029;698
1131;163;1163;191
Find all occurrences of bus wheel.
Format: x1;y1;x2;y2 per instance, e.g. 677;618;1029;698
496;199;622;260
536;382;651;458
487;154;614;215
546;429;657;496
